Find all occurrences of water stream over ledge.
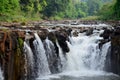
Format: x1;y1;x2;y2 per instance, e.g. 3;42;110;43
0;22;120;80
35;30;120;80
0;67;3;80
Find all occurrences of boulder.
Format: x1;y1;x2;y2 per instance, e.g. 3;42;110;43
100;28;113;40
73;30;79;37
55;29;69;53
86;28;93;36
38;28;49;41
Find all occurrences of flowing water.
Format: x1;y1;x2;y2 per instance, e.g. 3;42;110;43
56;40;66;71
36;30;120;80
0;67;3;80
24;42;34;68
33;33;51;76
0;24;120;80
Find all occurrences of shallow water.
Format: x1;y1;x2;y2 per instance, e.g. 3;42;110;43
36;75;120;80
36;30;120;80
50;76;120;80
36;71;120;80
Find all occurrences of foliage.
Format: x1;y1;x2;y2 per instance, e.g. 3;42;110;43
86;0;102;16
114;0;120;19
18;38;24;49
0;0;119;21
98;2;115;20
98;0;120;20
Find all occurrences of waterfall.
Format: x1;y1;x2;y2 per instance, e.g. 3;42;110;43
44;38;60;73
56;40;66;71
24;42;34;68
33;33;50;76
0;67;3;80
65;31;109;72
99;42;111;70
44;38;55;60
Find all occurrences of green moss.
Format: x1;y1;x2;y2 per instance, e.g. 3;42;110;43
16;47;21;55
1;28;9;32
18;38;24;49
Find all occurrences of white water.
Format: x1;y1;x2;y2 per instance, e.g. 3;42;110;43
0;67;3;80
56;40;66;71
33;33;50;76
66;34;100;71
44;38;55;59
98;42;111;70
63;30;111;74
24;42;34;68
36;30;119;80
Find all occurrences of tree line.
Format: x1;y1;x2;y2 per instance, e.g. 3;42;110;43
98;0;120;20
0;0;119;21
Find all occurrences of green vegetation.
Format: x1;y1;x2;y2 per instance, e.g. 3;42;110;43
114;0;120;19
18;38;24;49
0;0;119;21
97;0;120;20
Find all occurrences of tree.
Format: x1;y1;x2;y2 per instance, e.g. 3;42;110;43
0;0;9;14
86;0;102;15
0;0;20;14
43;0;70;18
114;0;120;19
75;2;88;18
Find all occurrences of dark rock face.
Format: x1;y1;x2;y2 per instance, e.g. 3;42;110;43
43;40;61;73
110;26;120;75
55;29;70;53
0;30;26;80
38;28;49;41
100;28;113;40
99;28;113;48
86;28;93;36
105;46;112;72
101;26;120;75
48;32;56;43
73;30;79;37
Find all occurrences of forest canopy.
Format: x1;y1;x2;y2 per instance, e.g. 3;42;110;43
0;0;119;21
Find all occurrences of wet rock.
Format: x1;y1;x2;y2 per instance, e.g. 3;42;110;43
0;30;27;80
0;31;7;53
86;28;93;36
55;29;69;53
99;39;110;48
100;28;113;40
110;26;120;75
38;29;49;41
73;30;79;37
43;39;61;73
48;32;56;43
66;28;72;36
48;32;59;57
13;30;25;39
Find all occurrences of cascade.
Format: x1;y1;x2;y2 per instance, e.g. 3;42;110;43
65;30;109;72
44;38;61;73
44;38;56;60
56;40;66;71
98;42;111;70
24;42;34;68
35;29;118;80
0;67;3;80
33;33;50;76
